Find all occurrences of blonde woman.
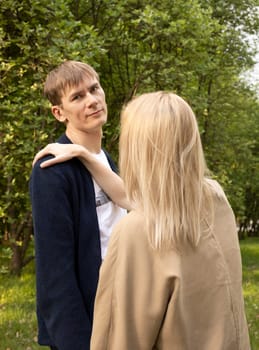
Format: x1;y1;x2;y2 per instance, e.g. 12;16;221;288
34;92;250;350
91;91;250;350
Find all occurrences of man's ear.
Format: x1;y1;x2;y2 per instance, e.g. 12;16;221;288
51;105;67;123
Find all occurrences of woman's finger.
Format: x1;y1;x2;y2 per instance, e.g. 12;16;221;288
32;143;60;167
40;154;72;168
32;148;49;166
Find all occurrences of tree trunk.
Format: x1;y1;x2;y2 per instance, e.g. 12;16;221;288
9;244;23;276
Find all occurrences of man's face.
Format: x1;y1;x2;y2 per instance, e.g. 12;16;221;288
52;76;108;135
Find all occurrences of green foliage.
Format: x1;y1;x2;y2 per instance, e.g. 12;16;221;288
202;81;259;230
0;0;258;273
94;0;224;123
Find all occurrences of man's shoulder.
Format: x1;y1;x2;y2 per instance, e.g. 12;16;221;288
29;157;94;202
32;156;90;178
30;155;91;190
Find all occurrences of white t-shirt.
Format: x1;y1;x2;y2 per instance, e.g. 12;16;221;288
93;150;127;259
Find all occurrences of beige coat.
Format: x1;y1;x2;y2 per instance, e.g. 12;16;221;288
90;181;250;350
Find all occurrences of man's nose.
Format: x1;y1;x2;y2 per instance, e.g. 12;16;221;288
85;92;98;107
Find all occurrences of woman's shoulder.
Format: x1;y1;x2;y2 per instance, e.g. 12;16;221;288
114;210;145;234
112;210;147;247
205;178;228;202
205;178;236;225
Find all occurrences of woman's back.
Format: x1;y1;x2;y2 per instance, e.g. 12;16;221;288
91;180;250;350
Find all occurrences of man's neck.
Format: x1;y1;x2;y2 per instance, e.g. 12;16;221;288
65;129;103;154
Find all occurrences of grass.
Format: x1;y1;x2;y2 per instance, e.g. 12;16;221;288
0;246;48;350
0;238;258;350
240;237;259;350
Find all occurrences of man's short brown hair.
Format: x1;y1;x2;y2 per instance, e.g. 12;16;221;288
44;60;99;105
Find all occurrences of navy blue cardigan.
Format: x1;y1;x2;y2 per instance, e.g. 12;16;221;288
29;134;117;350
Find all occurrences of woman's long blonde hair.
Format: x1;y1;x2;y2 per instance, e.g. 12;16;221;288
119;91;213;250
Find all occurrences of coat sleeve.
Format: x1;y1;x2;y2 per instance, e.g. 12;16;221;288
90;212;179;350
30;161;92;350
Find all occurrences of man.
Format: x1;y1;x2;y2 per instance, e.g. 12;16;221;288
29;60;126;350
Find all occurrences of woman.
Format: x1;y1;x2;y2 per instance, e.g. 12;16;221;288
34;92;250;350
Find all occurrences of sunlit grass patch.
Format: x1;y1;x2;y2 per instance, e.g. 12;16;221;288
240;237;259;349
0;259;48;350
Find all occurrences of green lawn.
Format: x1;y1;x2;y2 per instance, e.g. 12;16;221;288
240;237;259;350
0;237;258;350
0;247;48;350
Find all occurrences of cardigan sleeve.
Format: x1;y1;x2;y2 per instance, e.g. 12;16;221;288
90;211;180;350
30;160;92;350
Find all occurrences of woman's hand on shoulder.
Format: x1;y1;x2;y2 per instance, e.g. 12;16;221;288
32;143;85;168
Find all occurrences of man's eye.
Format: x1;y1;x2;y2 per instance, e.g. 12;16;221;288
72;95;81;100
91;85;99;93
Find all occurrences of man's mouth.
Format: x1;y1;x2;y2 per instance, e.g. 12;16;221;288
87;109;103;117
